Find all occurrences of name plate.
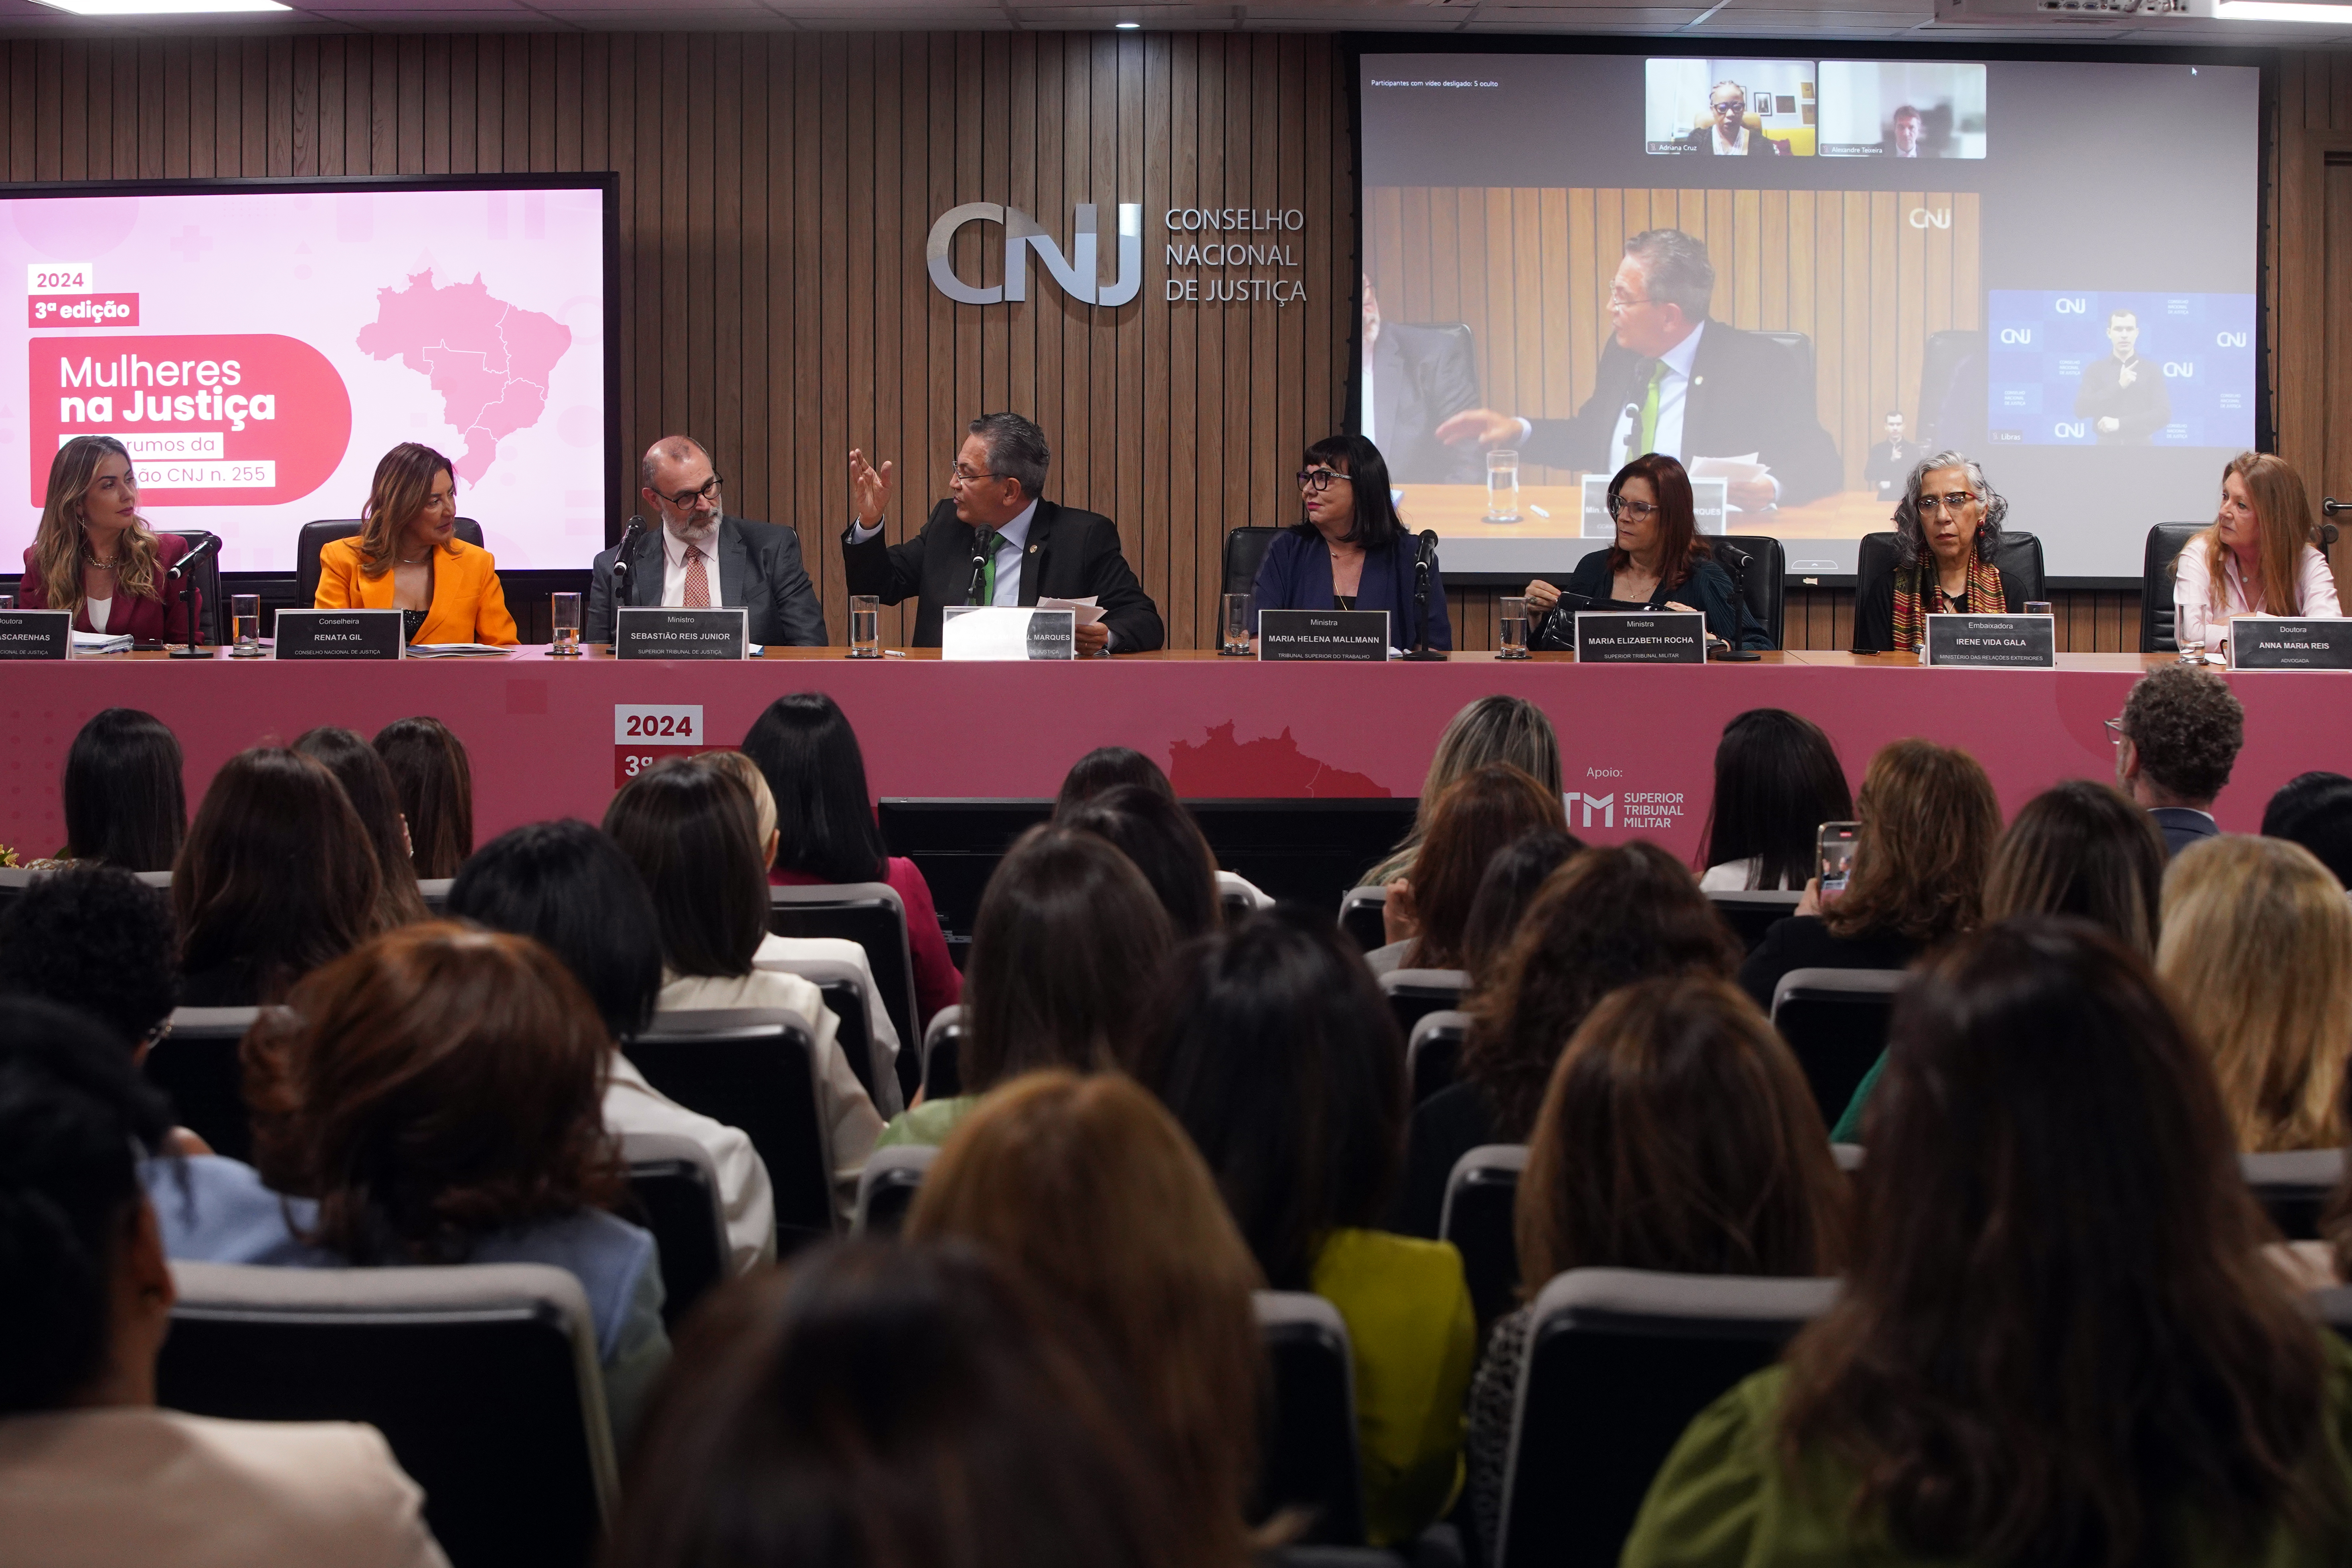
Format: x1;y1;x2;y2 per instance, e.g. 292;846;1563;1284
1581;474;1729;536
2229;616;2352;671
1257;608;1390;662
0;608;70;660
1923;613;2055;669
1573;610;1706;664
941;606;1075;661
274;608;403;660
615;607;749;661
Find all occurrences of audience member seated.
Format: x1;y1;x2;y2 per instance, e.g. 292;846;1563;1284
38;706;185;872
372;717;474;880
1363;695;1563;888
604;1244;1206;1568
447;820;777;1273
147;925;672;1448
314;442;517;647
1458;830;1583;987
1737;738;2000;1012
0;999;450;1568
2158;835;2352;1153
740;692;959;1029
172;749;383;1007
1625;920;2352;1568
907;1073;1261;1565
2113;664;2244;857
1397;843;1740;1238
1055;746;1271;912
876;826;1168;1151
1694;709;1852;892
2174;451;2343;659
1137;912;1474;1546
292;726;431;928
1057;783;1223;940
1468;975;1846;1554
0;865;178;1058
1376;763;1569;974
2263;771;2352;890
602;759;874;1206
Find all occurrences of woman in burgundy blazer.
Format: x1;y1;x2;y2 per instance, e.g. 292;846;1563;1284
18;436;200;643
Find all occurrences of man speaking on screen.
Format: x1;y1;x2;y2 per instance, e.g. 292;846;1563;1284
1436;228;1840;510
2073;309;2171;446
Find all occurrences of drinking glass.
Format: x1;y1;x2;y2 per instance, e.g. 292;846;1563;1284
0;593;14;611
229;594;262;658
1484;448;1522;524
848;595;883;658
549;591;582;656
2024;600;2053;617
1498;595;1531;659
1222;593;1253;655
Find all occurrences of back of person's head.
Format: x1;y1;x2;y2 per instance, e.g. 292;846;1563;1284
1465;842;1737;1141
293;725;430;927
1782;918;2334;1565
1983;779;2166;958
740;692;888;885
0;998;176;1414
2158;834;2352;1152
447;820;663;1044
0;866;177;1051
1517;975;1844;1287
1421;694;1563;814
1406;762;1569;969
603;757;768;980
1055;746;1176;815
964;826;1172;1092
371;716;474;879
1057;784;1221;941
607;1242;1205;1568
1697;708;1853;890
61;707;185;872
907;1072;1261;1562
1824;737;2001;945
174;748;382;1004
244;923;621;1263
1137;910;1404;1290
1459;829;1583;985
2119;664;2245;808
2263;771;2352;889
693;751;778;859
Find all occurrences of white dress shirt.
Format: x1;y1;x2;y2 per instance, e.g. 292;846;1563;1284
1605;320;1705;469
602;1052;776;1275
2173;538;2342;655
658;522;722;607
1362;355;1379;443
847;498;1038;608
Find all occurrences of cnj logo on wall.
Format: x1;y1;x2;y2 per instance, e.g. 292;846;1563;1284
926;202;1143;307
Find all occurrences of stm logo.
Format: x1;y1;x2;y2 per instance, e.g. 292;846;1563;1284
1577;792;1616;829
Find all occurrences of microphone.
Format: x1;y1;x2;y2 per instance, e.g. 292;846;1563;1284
968;541;992;606
1401;529;1446;662
164;532;220;579
610;514;649;586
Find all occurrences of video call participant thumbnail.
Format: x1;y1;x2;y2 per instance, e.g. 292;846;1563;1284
1886;105;1925;157
1681;81;1791;157
587;436;827;646
1437;229;1840;510
2073;310;2172;446
1361;276;1480;485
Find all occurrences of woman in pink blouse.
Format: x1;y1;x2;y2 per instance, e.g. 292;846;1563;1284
2174;451;2341;658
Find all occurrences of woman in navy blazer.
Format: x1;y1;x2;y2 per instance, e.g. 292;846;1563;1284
1251;435;1451;652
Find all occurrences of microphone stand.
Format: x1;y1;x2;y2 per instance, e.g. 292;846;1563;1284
605;516;647;647
1706;539;1762;662
1400;530;1446;662
968;544;991;607
164;533;221;659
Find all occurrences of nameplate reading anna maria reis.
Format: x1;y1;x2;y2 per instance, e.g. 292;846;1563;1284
0;608;70;660
1573;611;1705;664
1257;609;1389;662
274;608;403;660
1923;614;2055;669
2229;617;2352;671
616;607;750;661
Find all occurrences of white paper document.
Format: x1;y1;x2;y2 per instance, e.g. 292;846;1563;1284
1037;595;1105;626
403;643;515;659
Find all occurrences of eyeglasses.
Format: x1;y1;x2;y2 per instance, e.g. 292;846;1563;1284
1297;467;1353;493
1607;288;1656;310
1916;492;1979;514
1608;496;1660;522
1711;98;1746;115
2105;717;2127;746
950;464;1009;486
655;474;723;509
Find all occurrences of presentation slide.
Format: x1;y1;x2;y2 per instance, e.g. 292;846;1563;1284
1;180;609;574
1358;53;2259;579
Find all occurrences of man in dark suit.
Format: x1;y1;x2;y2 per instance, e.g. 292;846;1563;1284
2073;309;2172;446
1863;411;1919;502
841;411;1163;653
1677;82;1791;156
2115;664;2243;857
1362;275;1480;484
586;435;826;645
1436;228;1840;508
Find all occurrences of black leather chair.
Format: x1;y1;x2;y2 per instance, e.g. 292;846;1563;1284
1406;1009;1469;1106
2242;1148;2343;1242
1252;1291;1366;1546
1223;526;1285;601
1855;528;2047;640
1379;968;1466;1044
1441;1144;1526;1335
1753;331;1817;415
619;1131;730;1328
626;1008;835;1250
1704;889;1803;955
1337;885;1387;954
154;528;224;645
921;1007;963;1101
1714;534;1785;649
294;517;484;609
1916;328;1984;451
768;882;922;1104
144;1006;261;1162
1769;969;1905;1126
853;1145;937;1237
2141;523;2207;653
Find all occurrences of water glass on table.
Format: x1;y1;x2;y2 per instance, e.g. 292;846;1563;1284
1498;595;1531;659
1221;593;1253;656
549;591;582;656
1484;447;1522;524
229;594;262;658
848;595;883;658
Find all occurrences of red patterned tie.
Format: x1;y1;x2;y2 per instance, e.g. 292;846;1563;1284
684;545;711;609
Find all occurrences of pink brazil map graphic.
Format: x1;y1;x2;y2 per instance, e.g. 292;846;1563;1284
356;271;573;482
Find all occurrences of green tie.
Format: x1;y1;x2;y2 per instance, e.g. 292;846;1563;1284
971;528;1001;606
1637;361;1665;457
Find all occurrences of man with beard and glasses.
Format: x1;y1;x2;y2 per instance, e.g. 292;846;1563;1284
587;436;828;646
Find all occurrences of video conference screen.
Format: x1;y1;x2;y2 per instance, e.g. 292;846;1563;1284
1358;53;2259;578
3;179;611;573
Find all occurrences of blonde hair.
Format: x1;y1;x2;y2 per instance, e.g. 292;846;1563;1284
908;1071;1264;1563
355;443;458;579
2158;834;2352;1153
695;751;776;848
1368;696;1562;885
32;436;161;613
2187;452;2320;621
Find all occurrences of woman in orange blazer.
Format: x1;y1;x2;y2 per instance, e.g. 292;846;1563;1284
314;442;517;645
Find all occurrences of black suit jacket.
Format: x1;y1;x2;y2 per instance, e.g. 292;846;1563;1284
585;515;828;646
1371;324;1480;484
840;498;1165;651
2073;355;2172;445
2150;806;2219;858
1520;321;1842;506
